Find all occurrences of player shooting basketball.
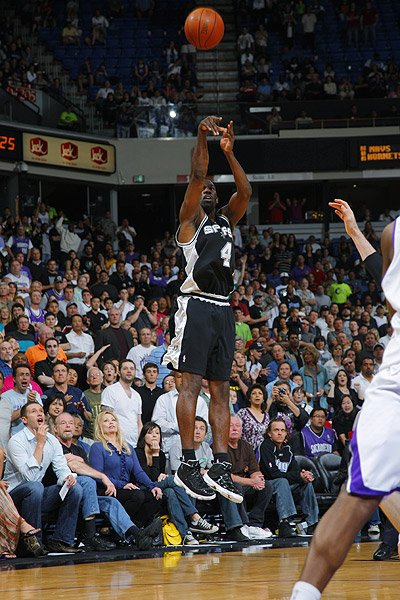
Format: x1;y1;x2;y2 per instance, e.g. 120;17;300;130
163;115;251;504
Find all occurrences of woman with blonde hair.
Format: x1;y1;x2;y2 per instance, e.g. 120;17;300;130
89;411;163;548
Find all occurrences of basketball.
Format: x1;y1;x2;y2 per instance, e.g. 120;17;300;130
184;7;224;50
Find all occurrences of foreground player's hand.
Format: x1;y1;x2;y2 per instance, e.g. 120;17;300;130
199;116;224;136
220;121;234;154
328;199;360;238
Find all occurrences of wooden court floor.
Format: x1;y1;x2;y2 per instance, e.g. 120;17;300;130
1;541;399;600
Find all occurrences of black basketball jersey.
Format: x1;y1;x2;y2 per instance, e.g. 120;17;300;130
177;213;235;300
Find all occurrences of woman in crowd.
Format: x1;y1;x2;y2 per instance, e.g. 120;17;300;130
327;369;360;413
323;343;344;379
234;350;251;383
237;384;270;452
314;335;332;364
43;393;67;434
332;395;359;452
8;282;17;303
135;422;218;544
90;412;162;531
276;316;289;345
67;366;79;387
299;346;330;409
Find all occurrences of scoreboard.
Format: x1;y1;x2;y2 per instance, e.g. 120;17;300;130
359;143;400;164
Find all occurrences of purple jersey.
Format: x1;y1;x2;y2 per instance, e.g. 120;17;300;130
26;306;45;324
301;425;337;459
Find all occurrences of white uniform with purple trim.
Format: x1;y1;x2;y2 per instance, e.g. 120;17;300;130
348;217;400;496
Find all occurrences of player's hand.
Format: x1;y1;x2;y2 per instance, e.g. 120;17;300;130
220;120;234;153
199;115;224;136
328;199;360;238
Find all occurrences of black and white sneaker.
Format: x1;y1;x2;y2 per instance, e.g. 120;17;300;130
203;461;243;503
174;460;216;500
190;517;219;535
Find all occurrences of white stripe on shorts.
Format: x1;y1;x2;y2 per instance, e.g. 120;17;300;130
162;296;190;370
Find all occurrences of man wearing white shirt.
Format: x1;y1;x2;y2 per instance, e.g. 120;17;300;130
126;327;155;381
77;289;92;316
116;218;137;244
65;315;94;365
4;258;31;297
351;356;374;401
5;401;82;552
101;359;143;447
152;371;209;453
114;288;135;322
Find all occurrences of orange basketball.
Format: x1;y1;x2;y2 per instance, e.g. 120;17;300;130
184;7;224;50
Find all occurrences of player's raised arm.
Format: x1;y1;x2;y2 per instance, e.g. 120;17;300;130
179;116;224;231
220;121;252;228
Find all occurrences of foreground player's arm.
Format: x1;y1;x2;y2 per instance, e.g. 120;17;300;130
329;198;383;283
220;121;252;228
179;116;224;240
381;221;395;320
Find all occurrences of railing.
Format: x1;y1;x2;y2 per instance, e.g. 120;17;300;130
245;110;400;134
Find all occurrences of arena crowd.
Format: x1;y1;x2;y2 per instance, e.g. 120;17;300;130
0;195;389;557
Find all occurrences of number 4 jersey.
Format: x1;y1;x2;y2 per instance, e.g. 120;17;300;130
177;213;235;301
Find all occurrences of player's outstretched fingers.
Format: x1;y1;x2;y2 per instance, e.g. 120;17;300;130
200;116;223;135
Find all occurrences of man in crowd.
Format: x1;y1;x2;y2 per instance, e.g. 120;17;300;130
351;356;375;400
226;415;273;540
5;401;83;553
12;314;36;352
152;371;209;453
267;344;299;383
26;326;67;376
301;408;339;459
101;359;142;447
0;339;15;378
34;337;64;389
42;362;92;422
138;362;164;424
94;307;134;364
51;411;124;551
260;418;319;537
126;327;155;381
86;296;108;333
148;328;170;386
2;364;42;435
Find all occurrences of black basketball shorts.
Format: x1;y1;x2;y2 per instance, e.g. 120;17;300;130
163;295;235;380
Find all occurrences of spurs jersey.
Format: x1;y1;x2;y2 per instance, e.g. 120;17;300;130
177;213;234;301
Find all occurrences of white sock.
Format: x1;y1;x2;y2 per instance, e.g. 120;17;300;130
290;581;321;600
